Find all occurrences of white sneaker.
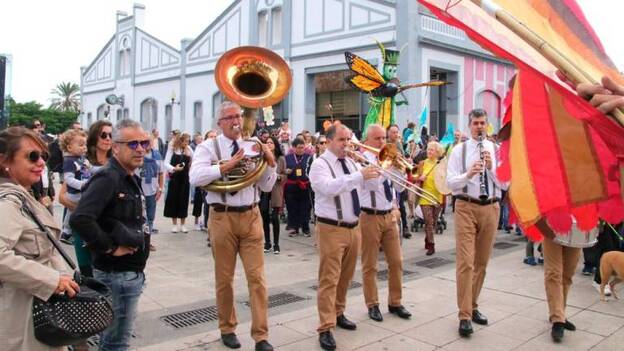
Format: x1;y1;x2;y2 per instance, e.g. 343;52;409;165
593;281;612;296
181;225;189;233
171;226;179;233
195;224;202;231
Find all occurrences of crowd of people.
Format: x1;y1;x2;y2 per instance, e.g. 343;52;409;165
0;75;623;351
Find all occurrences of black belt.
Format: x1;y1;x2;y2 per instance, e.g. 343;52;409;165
455;195;500;206
316;217;359;229
361;207;392;215
211;204;257;213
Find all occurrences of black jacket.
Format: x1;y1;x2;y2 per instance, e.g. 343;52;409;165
69;157;150;272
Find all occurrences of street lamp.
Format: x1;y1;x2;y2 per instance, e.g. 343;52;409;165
170;91;180;106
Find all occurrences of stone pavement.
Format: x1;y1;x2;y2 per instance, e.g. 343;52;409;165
55;201;624;351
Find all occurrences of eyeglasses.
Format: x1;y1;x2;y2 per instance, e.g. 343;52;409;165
27;150;49;163
115;139;151;150
318;141;327;145
100;132;112;140
219;114;242;122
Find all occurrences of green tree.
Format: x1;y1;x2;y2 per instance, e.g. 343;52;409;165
7;98;78;135
49;82;81;112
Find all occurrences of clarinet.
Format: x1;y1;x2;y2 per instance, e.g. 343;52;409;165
477;132;488;200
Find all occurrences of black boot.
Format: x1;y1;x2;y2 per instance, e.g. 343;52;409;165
551;322;565;343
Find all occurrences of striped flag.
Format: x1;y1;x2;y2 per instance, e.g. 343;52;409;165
419;0;624;240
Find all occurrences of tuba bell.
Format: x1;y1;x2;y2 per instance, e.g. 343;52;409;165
202;46;292;193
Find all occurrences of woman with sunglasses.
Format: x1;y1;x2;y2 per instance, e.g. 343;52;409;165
164;133;194;233
58;120;113;278
0;126;80;351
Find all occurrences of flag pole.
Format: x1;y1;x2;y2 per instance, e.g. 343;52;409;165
470;0;624;127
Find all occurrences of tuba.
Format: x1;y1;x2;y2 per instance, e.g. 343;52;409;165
202;46;292;193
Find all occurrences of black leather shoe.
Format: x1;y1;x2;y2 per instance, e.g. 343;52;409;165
458;320;473;337
255;340;274;351
388;305;412;319
221;333;241;349
319;331;336;351
551;322;565;343
471;310;488;325
563;319;576;331
336;314;357;330
368;305;383;322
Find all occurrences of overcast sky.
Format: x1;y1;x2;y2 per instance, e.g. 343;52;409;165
1;0;622;105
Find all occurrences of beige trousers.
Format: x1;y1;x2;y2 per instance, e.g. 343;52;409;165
454;199;500;320
209;207;268;342
316;222;361;332
360;212;403;308
542;237;580;323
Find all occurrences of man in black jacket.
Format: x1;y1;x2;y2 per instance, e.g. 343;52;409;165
70;119;150;351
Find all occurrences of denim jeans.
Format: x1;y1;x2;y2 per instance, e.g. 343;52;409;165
93;270;145;351
145;194;157;232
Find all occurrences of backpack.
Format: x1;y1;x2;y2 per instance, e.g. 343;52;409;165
47;138;64;173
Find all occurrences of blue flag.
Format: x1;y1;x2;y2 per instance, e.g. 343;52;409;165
440;123;455;147
418;106;428;129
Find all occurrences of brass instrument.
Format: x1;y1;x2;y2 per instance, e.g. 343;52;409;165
348;140;441;206
476;132;488;200
202;46;292;193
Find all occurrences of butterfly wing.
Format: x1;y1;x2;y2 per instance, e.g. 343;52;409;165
346;74;383;92
345;52;386;85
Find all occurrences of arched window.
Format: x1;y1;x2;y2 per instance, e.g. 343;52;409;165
96;104;107;120
87;112;93;126
119;50;131;77
271;7;282;46
258;11;268;47
475;90;501;132
165;104;173;137
212;92;224;128
140;98;158;131
116;109;122;122
123;108;129;119
193;101;203;134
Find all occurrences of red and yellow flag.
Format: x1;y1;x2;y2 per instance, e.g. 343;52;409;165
419;0;624;239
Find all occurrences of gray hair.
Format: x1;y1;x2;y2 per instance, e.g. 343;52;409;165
326;124;351;140
112;119;142;141
216;101;242;120
364;124;384;140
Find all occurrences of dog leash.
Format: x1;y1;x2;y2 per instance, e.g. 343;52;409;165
606;222;624;242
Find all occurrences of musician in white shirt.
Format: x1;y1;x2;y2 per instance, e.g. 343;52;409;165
446;108;507;338
309;124;379;351
358;124;412;323
189;101;277;351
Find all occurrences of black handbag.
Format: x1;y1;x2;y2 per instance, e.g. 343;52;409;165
21;202;115;347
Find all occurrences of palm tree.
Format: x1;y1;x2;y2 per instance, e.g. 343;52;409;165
50;82;81;112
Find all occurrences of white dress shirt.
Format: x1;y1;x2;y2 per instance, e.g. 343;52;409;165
358;150;398;211
189;134;277;206
309;149;374;223
446;137;508;199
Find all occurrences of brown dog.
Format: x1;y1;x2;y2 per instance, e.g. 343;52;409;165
599;251;624;301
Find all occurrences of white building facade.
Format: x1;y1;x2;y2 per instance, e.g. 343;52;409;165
80;0;514;138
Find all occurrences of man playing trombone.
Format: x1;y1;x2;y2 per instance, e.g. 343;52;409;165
357;124;412;323
309;124;380;351
447;108;507;338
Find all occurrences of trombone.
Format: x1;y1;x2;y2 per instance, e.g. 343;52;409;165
346;141;441;206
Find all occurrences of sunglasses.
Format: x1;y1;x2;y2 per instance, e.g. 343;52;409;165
116;139;151;150
27;150;49;163
100;132;112;140
33;124;41;128
318;141;327;144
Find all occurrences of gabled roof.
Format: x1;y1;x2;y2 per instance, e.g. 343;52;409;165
185;0;242;52
136;28;181;54
83;35;115;75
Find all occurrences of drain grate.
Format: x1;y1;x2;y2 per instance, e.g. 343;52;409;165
493;242;519;249
245;292;306;309
309;281;362;291
161;305;219;329
413;257;454;269
377;269;417;281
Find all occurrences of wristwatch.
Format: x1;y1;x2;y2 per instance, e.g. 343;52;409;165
158;188;164;192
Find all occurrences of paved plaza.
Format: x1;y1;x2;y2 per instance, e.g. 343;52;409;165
56;201;624;350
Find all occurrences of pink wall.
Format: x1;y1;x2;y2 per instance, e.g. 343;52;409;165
463;56;515;121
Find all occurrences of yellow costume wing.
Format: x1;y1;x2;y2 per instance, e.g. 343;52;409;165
345;52;386;85
347;74;383;92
